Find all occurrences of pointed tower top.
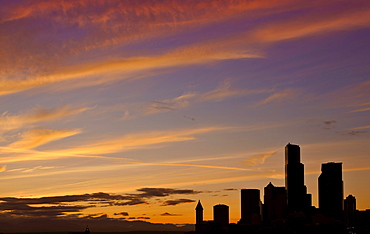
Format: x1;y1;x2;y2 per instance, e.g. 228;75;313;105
85;226;90;234
195;200;203;210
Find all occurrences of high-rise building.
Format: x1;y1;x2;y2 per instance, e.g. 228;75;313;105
318;162;343;220
239;189;261;224
264;182;287;224
214;204;229;225
285;143;308;213
285;143;307;213
344;195;356;226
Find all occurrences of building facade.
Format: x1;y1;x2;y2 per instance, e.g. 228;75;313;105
264;182;287;224
318;162;343;220
239;189;261;225
285;143;309;213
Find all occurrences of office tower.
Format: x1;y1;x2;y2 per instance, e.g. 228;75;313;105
214;204;229;225
318;162;343;219
344;194;356;226
195;200;204;233
240;189;261;224
264;182;287;224
285;143;307;213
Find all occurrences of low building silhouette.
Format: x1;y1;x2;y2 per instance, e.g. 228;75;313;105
263;182;287;225
344;194;356;226
213;204;229;226
239;189;261;225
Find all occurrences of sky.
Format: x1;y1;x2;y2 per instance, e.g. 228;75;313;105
1;0;370;232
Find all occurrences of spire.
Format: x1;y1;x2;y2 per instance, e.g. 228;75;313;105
196;200;203;210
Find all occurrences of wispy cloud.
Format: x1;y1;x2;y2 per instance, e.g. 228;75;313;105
352;125;370;130
7;166;60;173
128;80;272;118
8;128;81;150
199;79;268;102
255;89;297;106
336;130;368;136
350;107;370;113
252;7;370;43
0;45;261;96
0;127;228;163
242;151;278;167
0;105;90;132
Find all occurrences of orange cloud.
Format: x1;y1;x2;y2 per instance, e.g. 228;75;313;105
352;125;370;130
7;166;59;173
199;79;269;102
243;151;278;167
0;105;91;132
0;166;6;172
0;45;261;96
0;126;229;163
252;7;370;43
8;128;82;150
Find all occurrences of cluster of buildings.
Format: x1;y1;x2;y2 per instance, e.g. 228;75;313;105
193;143;370;234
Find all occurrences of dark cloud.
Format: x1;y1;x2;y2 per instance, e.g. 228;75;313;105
135;188;199;198
114;212;129;216
161;212;182;216
162;199;195;206
150;101;175;111
137;217;150;219
0;192;129;205
113;199;147;206
224;188;237;191
183;115;195;121
322;120;337;129
0;187;199;219
306;119;338;130
336;130;368;136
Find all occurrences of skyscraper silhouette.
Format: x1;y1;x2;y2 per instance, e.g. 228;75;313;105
213;204;229;226
318;162;343;220
285;143;308;213
239;189;261;225
264;182;287;224
344;194;356;226
195;200;204;233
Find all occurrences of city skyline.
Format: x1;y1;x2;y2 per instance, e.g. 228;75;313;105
194;144;362;233
1;0;370;232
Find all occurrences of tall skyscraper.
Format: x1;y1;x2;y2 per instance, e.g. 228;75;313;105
318;162;343;220
285;143;307;213
239;189;261;224
264;182;287;224
214;204;229;225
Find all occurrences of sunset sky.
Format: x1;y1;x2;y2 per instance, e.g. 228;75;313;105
1;0;370;231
